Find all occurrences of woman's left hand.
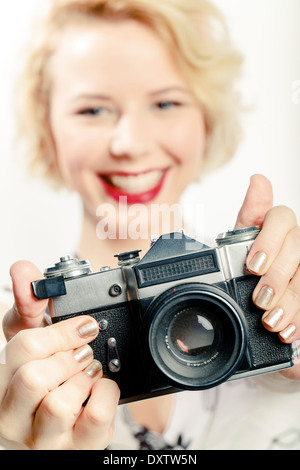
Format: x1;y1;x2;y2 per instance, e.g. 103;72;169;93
235;174;300;380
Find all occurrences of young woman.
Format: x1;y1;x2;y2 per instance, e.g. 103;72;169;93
1;0;300;450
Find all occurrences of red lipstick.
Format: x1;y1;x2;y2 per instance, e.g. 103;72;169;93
98;170;168;204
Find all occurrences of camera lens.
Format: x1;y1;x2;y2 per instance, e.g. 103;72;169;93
145;283;247;390
168;307;215;360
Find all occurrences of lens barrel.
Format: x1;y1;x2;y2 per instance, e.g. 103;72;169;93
146;283;247;390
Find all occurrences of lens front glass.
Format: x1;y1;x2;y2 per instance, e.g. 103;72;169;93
169;307;215;360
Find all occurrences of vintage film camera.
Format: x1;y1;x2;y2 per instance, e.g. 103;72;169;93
32;226;296;403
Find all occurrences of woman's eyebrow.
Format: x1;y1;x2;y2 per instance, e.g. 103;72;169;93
68;87;192;105
148;86;191;97
70;94;113;103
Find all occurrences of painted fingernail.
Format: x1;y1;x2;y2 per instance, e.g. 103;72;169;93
263;308;284;329
73;344;93;363
248;252;268;275
85;360;103;378
279;324;296;341
255;286;274;309
78;320;99;338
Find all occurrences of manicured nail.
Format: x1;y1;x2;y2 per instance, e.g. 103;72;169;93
255;286;274;309
263;308;284;329
248;252;268;274
78;320;99;338
73;344;93;363
279;324;296;341
85;360;103;378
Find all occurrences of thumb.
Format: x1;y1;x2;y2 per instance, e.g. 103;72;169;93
234;174;273;230
2;260;49;341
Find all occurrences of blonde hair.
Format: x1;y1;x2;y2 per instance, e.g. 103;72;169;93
16;0;243;188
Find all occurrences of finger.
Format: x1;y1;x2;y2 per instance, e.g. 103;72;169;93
0;345;95;443
74;378;120;450
5;315;99;375
262;266;300;340
234;174;273;230
251;225;300;311
3;261;48;341
32;360;103;450
246;206;298;276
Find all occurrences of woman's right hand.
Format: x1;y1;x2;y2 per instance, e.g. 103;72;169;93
0;261;120;450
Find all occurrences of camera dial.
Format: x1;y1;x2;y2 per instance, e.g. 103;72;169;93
216;226;260;246
114;250;141;266
44;256;92;279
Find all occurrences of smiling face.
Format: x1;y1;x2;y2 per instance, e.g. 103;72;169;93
49;18;207;232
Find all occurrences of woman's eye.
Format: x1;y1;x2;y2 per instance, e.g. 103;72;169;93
77;107;108;116
155;101;181;110
155;101;182;111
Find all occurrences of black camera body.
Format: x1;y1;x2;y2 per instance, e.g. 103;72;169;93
32;227;295;403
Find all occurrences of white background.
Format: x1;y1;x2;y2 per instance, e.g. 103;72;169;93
0;0;299;290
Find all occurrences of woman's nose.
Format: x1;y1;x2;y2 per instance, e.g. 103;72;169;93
109;114;152;159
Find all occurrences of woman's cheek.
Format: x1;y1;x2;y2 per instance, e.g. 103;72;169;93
165;114;206;164
54;131;92;183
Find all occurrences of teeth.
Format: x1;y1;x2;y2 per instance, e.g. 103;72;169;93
109;170;163;193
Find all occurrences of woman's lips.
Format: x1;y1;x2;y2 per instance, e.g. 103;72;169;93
98;169;168;204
